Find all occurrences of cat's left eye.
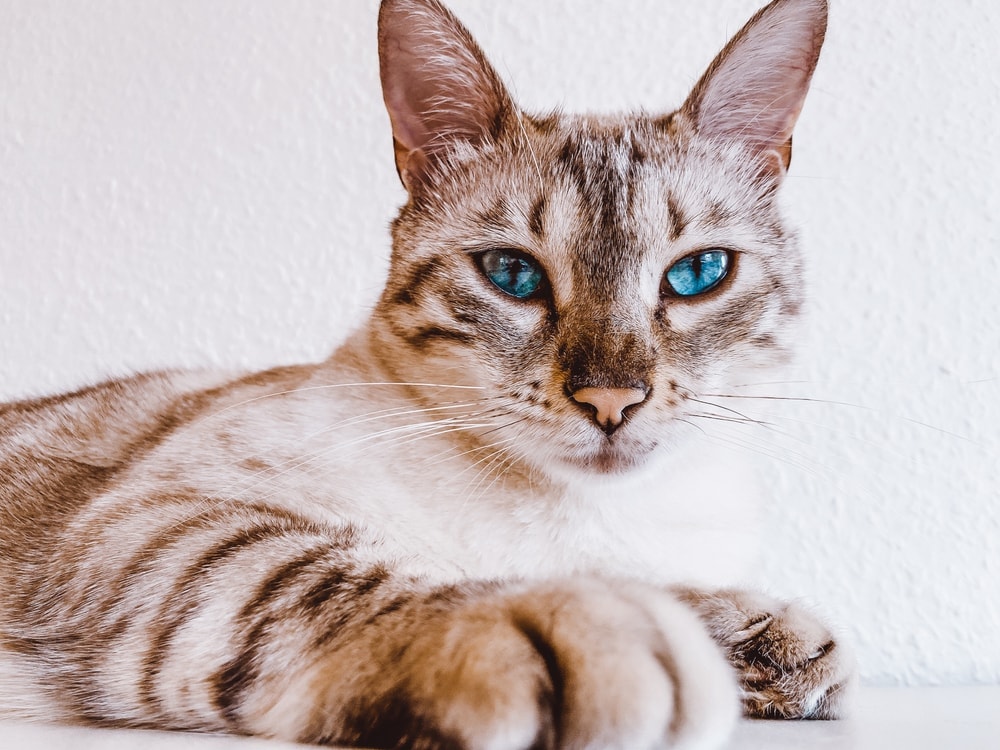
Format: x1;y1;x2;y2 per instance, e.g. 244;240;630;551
476;249;545;300
663;249;732;298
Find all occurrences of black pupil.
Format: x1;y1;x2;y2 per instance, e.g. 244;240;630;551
509;258;528;278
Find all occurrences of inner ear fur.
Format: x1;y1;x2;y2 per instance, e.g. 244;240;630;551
378;0;516;194
681;0;828;174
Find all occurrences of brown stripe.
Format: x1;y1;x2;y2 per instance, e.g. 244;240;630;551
514;617;562;749
306;566;392;650
556;136;588;199
476;196;512;231
402;326;476;349
525;113;558;134
215;552;387;725
363;591;417;625
628;133;647;165
137;521;314;714
10;503;317;719
440;287;501;326
96;501;312;645
559;131;644;296
337;687;463;750
212;546;334;724
652;112;676;134
390;256;445;306
667;195;687;241
300;565;390;614
705;200;730;226
528;195;546;238
0;372;219;596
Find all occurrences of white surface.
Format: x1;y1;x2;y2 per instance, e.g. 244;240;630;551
1;0;998;688
1;688;998;749
727;687;1000;750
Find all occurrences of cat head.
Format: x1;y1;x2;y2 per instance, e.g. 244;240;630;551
370;0;826;476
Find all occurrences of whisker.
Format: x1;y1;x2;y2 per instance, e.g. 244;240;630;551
755;411;918;468
677;417;708;436
476;417;527;438
197;381;488;425
688;412;760;426
729;380;813;389
205;399;502;501
703;392;871;410
681;393;844;479
248;420;506;508
704;391;975;443
460;444;520;509
414;420;520;467
461;447;510;503
685;397;774;427
691;427;831;480
172;407;509;526
450;436;521;477
469;449;519;505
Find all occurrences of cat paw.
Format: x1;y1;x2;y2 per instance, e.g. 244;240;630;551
675;588;854;720
304;578;738;749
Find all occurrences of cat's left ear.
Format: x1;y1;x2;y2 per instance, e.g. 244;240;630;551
378;0;515;194
681;0;827;176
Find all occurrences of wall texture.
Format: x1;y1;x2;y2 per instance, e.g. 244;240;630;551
1;0;997;686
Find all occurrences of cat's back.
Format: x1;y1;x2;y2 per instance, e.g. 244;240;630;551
2;371;218;469
0;366;314;572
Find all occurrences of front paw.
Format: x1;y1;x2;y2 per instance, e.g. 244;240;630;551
305;579;738;749
676;589;854;720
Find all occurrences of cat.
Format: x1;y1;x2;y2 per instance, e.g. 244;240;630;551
0;0;852;748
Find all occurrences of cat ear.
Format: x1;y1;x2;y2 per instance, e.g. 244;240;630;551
378;0;516;193
681;0;827;175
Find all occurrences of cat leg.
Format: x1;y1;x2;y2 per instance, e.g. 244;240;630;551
671;587;854;720
269;577;739;749
18;496;737;747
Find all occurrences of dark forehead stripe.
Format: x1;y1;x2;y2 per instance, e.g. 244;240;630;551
476;195;515;232
528;195;546;238
556;129;646;294
667;195;687;241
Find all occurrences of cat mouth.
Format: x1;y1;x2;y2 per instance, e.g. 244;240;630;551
569;439;657;475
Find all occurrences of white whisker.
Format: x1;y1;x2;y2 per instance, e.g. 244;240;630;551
196;381;487;425
247;420;506;508
692;426;832;480
205;399;501;500
169;402;510;528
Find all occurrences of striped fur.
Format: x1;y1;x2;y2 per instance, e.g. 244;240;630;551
0;1;852;747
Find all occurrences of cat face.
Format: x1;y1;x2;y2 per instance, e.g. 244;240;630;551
372;0;825;476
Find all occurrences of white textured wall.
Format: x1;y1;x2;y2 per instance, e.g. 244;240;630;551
1;0;997;687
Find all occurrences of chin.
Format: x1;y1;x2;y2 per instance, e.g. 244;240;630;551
563;440;660;477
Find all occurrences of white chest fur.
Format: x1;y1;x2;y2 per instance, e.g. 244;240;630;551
146;359;763;592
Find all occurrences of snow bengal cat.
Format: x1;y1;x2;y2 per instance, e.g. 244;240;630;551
0;0;851;748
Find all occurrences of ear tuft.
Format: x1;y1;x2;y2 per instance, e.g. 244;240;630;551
378;0;515;193
682;0;828;175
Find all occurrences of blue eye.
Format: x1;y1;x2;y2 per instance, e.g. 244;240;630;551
664;250;731;297
477;249;545;299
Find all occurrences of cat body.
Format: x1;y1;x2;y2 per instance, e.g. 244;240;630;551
0;1;850;748
0;363;752;744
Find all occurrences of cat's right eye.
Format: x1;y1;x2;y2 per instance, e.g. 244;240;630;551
475;249;546;300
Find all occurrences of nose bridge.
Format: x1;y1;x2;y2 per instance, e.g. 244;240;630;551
560;306;654;391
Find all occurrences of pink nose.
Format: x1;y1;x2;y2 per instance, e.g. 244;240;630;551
571;387;648;434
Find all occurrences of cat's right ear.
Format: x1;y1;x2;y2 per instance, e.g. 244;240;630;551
378;0;515;194
680;0;827;177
